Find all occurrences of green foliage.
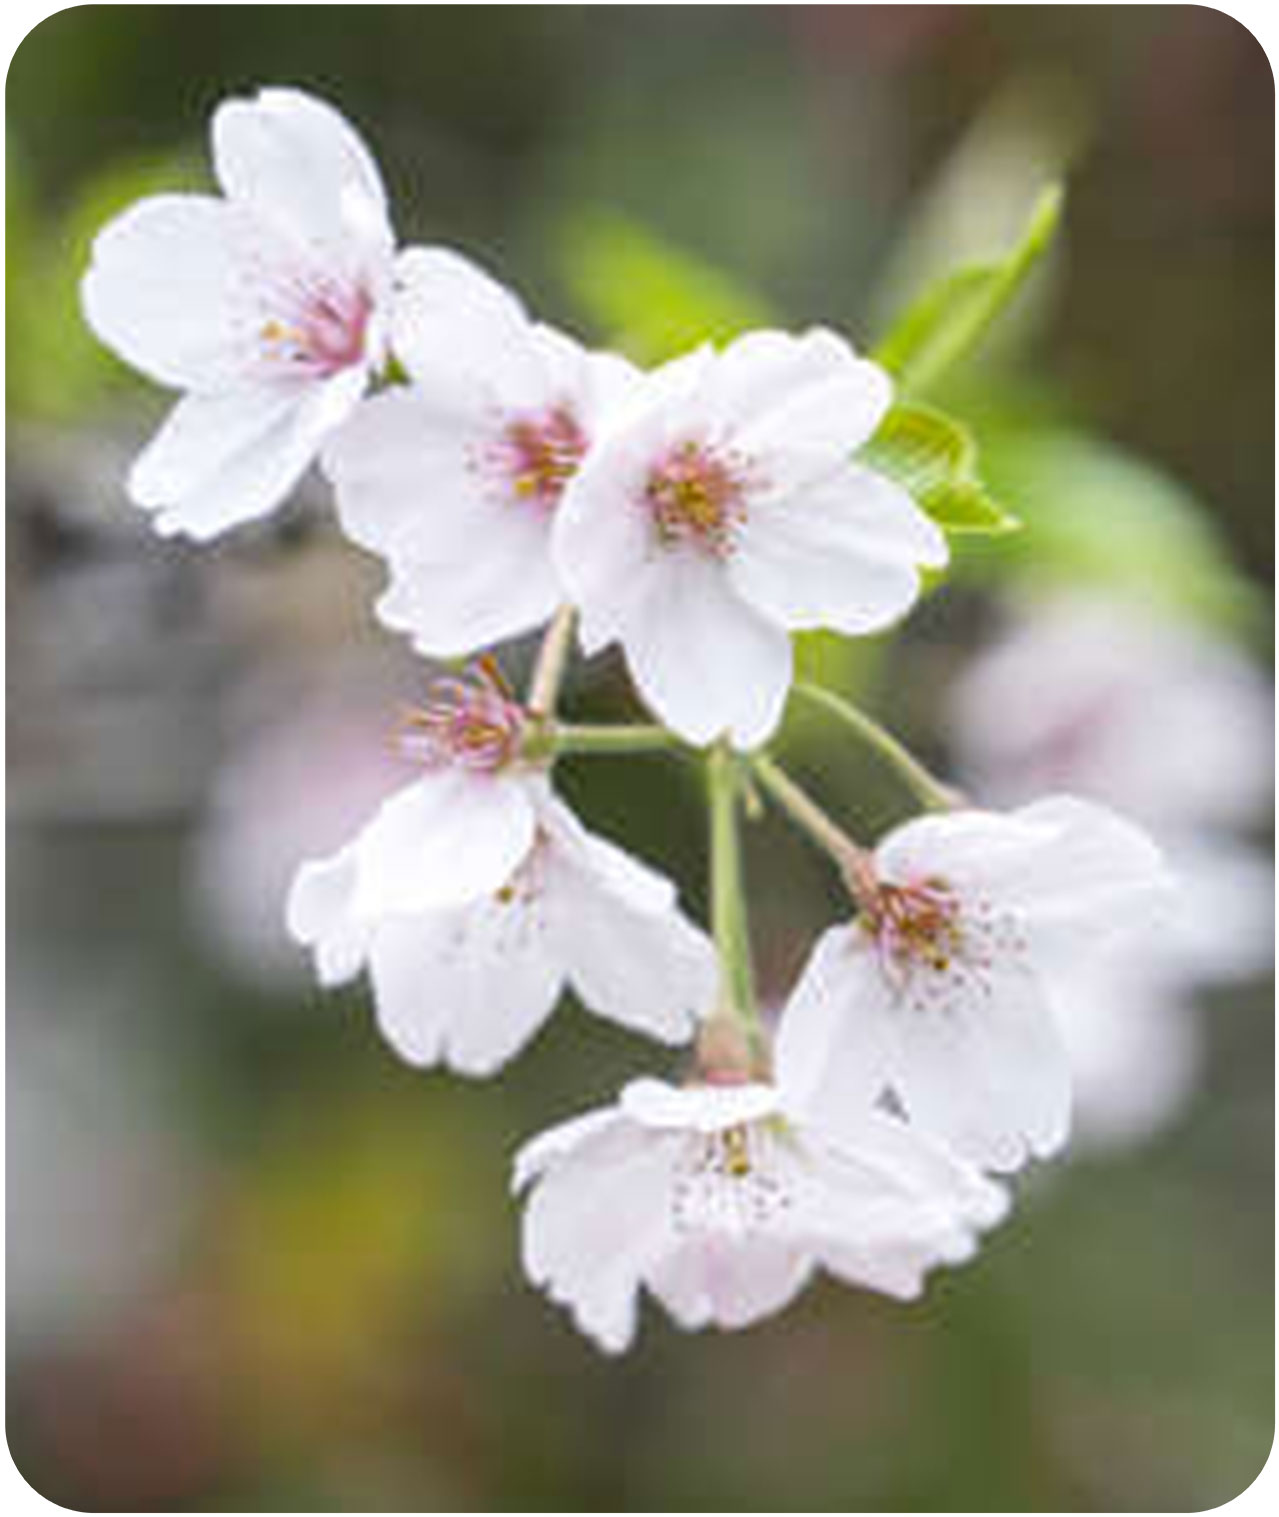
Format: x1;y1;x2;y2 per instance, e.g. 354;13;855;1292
874;184;1063;397
557;208;773;363
975;429;1266;633
860;403;1020;536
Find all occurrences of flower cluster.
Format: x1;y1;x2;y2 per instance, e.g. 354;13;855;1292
84;88;1175;1354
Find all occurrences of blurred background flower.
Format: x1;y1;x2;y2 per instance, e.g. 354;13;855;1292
7;6;1273;1509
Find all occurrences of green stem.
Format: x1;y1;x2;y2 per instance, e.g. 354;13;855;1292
752;754;878;905
707;742;763;1047
526;605;576;718
551;723;679;756
792;682;962;813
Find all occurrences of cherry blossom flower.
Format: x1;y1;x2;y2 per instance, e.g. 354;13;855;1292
551;329;947;748
285;672;715;1072
776;796;1172;1172
948;590;1274;833
1052;834;1273;1152
325;280;642;656
513;1075;1007;1353
81;87;474;540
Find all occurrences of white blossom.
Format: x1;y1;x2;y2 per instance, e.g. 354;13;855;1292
289;781;714;1075
551;329;947;749
80;87;488;540
1054;834;1273;1152
285;671;714;1072
776;796;1172;1172
325;282;642;656
513;1075;1007;1353
948;590;1274;833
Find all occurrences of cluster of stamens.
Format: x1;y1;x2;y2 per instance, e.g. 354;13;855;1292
398;660;526;774
259;277;372;378
672;1120;792;1236
645;439;751;556
867;877;966;979
483;406;589;512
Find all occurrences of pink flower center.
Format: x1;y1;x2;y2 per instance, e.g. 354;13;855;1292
486;406;589;512
259;279;372;378
867;878;966;977
399;664;525;774
645;440;750;556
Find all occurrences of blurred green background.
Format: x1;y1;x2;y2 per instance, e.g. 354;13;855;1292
6;6;1274;1510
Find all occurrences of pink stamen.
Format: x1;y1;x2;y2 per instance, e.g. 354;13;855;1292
260;277;372;378
645;440;750;556
485;406;589;512
398;663;525;774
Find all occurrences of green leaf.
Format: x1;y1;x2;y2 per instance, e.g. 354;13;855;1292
556;208;773;363
859;403;1020;536
974;429;1266;634
874;183;1063;397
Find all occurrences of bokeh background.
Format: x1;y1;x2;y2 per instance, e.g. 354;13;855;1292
6;6;1274;1510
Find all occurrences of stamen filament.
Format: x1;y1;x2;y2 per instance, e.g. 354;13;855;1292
526;604;577;719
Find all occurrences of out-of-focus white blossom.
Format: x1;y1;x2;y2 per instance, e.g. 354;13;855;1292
948;590;1273;833
513;1074;1007;1353
777;796;1172;1172
552;329;946;748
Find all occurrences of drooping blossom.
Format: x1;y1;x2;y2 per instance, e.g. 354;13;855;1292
325;277;642;656
286;671;715;1073
551;329;947;748
948;590;1273;1149
776;796;1172;1172
513;1074;1007;1353
80;87;490;540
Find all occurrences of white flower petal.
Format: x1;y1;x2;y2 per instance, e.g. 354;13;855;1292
619;1078;781;1132
285;844;370;986
886;954;1072;1171
388;245;535;395
129;367;366;539
521;1116;676;1354
80;195;267;390
353;770;536;915
774;924;891;1119
621;556;793;748
369;895;563;1075
729;463;945;633
212;87;392;255
540;803;713;1043
650;1234;813;1331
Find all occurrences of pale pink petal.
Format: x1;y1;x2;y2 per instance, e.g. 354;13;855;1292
649;1234;812;1331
